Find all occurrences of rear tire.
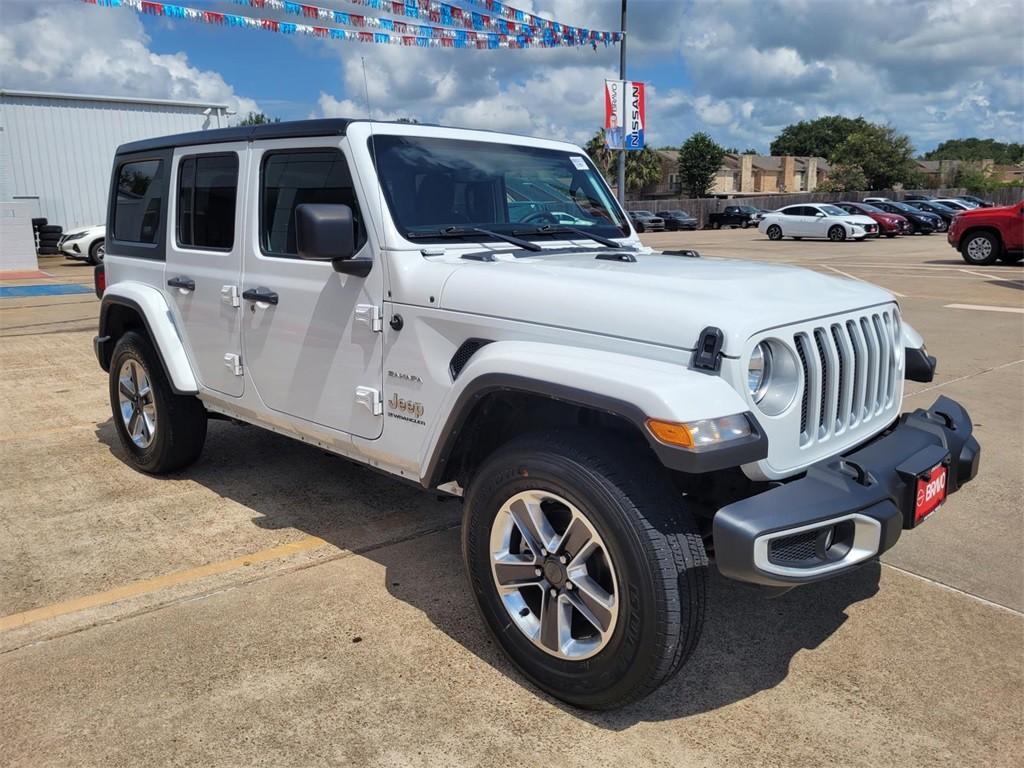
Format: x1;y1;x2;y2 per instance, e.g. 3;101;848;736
712;221;721;230
463;429;707;710
109;331;207;474
766;224;783;241
960;231;1000;266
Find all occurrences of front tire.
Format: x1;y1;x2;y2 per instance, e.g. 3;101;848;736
828;225;846;242
960;231;1000;266
109;331;207;474
88;239;105;265
766;224;783;241
462;430;707;710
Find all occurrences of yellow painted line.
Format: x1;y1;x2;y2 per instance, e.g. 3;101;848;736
0;536;330;632
945;303;1024;315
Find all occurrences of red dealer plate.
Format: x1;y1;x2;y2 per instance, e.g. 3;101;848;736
915;464;948;524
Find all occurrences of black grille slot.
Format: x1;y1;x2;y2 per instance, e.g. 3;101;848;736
814;329;829;432
768;530;820;564
795;335;810;438
449;338;492;379
831;324;845;427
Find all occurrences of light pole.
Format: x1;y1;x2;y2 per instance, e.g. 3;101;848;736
617;0;627;207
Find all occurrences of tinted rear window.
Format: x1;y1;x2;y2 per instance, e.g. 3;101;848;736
113;159;165;243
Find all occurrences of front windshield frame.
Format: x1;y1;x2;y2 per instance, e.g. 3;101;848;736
367;135;631;244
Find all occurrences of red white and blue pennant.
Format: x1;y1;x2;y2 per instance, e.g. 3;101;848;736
82;0;621;50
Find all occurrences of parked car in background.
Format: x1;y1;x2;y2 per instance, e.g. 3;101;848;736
958;194;995;208
862;197;892;204
58;224;106;265
870;201;944;234
708;205;756;229
932;198;975;211
835;201;910;238
948;200;1024;265
759;203;876;241
657;209;698;231
903;194;934;201
627;210;665;232
904;200;960;228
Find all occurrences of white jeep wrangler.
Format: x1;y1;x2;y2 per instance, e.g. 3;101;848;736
94;119;980;709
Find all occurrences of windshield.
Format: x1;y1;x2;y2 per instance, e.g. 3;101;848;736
369;135;629;242
887;202;916;213
819;204;847;216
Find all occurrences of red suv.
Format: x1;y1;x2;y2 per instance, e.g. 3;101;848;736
948;201;1024;265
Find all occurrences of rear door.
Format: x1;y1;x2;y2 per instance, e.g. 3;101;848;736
165;145;246;397
240;140;384;440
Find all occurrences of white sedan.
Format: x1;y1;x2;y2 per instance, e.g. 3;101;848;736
759;204;877;242
58;224;105;264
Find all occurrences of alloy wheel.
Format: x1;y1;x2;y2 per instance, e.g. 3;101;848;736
965;236;993;262
489;490;618;660
117;358;157;448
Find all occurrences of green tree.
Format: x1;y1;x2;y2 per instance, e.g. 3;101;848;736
925;138;1024;165
770;115;869;158
817;164;868;193
676;132;726;198
584;130;664;192
236;111;280;126
830;123;919;189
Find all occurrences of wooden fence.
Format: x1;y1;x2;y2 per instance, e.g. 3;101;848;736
626;187;1024;228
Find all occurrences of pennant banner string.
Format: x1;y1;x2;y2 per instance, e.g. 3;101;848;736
81;0;620;49
231;0;621;44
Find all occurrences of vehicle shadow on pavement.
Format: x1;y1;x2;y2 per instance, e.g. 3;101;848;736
96;418;881;727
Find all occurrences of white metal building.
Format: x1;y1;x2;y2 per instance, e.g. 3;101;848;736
0;90;232;230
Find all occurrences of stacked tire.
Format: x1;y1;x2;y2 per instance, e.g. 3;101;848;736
33;218;63;255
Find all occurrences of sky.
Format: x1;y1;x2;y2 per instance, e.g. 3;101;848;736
1;0;1022;154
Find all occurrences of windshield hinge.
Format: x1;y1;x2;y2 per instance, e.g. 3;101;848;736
355;304;383;333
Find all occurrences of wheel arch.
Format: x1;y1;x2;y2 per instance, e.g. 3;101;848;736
97;283;198;394
959;225;1003;251
419;341;765;489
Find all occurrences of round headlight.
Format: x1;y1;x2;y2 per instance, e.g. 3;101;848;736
747;342;773;403
747;340;801;416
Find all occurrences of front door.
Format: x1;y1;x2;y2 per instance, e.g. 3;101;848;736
165;145;246;397
240;141;384;440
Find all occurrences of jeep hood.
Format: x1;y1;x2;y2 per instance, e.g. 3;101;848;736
438;250;894;356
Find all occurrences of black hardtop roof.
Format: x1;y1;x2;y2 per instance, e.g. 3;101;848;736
115;118;358;155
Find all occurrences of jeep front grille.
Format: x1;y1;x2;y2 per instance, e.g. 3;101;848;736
794;307;901;447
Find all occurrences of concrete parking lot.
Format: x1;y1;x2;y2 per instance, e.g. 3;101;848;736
2;231;1022;767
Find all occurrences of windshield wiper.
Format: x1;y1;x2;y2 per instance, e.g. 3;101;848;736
519;225;626;250
406;226;542;252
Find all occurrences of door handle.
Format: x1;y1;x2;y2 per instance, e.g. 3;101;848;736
167;276;195;292
242;287;279;306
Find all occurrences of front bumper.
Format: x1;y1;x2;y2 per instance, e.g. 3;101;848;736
714;396;980;587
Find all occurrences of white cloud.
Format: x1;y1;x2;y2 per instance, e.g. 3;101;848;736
0;2;259;116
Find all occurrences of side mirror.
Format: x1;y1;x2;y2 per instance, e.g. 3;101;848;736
295;203;370;276
815;212;826;217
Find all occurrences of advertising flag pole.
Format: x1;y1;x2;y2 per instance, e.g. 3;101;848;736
617;0;627;207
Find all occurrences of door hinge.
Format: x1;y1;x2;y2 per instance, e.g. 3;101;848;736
355;386;383;416
221;285;240;308
224;353;243;376
355;304;383;333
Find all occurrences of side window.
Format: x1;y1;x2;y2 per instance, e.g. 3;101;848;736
177;153;239;250
782;207;801;216
260;149;365;258
114;159;165;243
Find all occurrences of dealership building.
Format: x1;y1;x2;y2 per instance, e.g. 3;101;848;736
1;89;233;231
